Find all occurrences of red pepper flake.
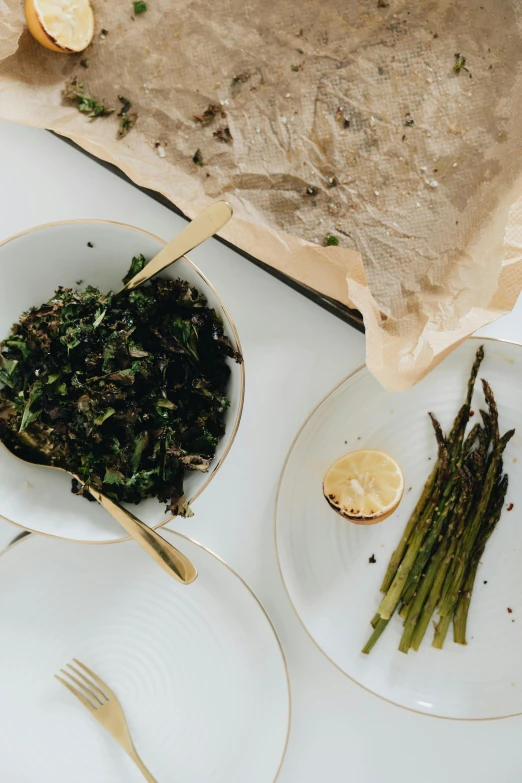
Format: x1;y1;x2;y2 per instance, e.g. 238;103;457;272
508;607;513;614
469;410;475;417
408;487;412;492
369;554;376;564
507;503;514;511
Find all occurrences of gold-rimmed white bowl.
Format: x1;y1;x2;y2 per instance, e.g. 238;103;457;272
0;220;244;543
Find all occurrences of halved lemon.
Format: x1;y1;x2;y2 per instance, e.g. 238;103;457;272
323;449;404;525
25;0;94;54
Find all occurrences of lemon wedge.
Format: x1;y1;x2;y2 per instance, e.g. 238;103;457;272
25;0;94;53
323;449;404;525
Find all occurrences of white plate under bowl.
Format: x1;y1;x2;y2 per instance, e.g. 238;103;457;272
276;338;522;719
0;221;244;542
0;531;289;782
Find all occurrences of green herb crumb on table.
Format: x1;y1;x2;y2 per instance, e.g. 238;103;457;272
454;53;467;73
133;1;147;14
63;80;112;118
117;95;137;138
325;234;339;246
0;256;242;517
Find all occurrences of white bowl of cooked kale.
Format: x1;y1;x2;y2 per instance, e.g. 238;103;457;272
0;220;244;543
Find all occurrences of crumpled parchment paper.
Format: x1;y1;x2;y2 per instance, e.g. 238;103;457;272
0;0;22;59
1;0;522;390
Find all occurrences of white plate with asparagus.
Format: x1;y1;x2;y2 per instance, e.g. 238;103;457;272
276;338;522;719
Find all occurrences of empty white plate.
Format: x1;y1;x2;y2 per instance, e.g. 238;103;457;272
276;338;522;719
0;532;289;781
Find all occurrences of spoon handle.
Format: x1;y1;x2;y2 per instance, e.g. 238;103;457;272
90;489;197;584
121;201;233;292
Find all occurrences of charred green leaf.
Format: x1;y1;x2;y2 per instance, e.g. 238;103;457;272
0;258;242;515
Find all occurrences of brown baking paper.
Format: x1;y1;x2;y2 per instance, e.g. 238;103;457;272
1;0;522;390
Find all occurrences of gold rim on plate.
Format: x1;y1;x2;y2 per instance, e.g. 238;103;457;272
274;335;522;721
0;219;245;545
0;530;291;780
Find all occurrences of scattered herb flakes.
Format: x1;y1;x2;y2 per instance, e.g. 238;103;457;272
454;53;467;73
87;242;93;248
404;117;414;127
213;127;233;144
305;186;318;196
231;71;251;87
369;554;377;564
507;502;514;511
193;148;204;166
118;115;136;138
0;260;242;516
290;64;302;72
80;59;89;68
193;103;223;125
377;0;389;6
483;580;487;584
63;80;113;118
117;95;137;139
508;607;513;613
118;96;132;116
100;28;109;37
336;107;350;128
325;233;339;246
133;0;147;13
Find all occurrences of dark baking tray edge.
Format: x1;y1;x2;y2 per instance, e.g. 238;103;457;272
51;131;365;334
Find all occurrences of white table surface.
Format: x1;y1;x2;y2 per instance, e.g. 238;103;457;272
1;118;522;782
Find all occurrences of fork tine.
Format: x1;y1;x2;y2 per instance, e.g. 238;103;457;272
73;659;115;700
60;669;104;707
67;663;108;703
55;674;98;712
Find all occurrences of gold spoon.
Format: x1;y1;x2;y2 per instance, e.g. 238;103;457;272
122;200;232;292
1;201;234;584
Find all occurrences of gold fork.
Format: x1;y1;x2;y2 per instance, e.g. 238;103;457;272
56;659;157;783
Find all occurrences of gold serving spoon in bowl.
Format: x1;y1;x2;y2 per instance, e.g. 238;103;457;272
5;437;198;585
0;201;233;584
121;200;232;292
